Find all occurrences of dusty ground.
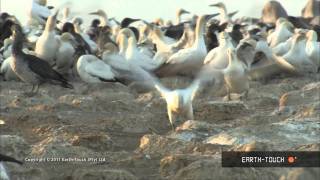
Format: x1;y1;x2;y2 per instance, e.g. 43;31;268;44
0;74;319;180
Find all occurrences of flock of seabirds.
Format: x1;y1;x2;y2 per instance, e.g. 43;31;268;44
0;0;320;178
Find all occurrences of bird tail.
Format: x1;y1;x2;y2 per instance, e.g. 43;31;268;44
61;81;74;89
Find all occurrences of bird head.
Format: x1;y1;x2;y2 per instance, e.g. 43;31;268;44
177;8;190;16
89;9;106;17
209;2;226;9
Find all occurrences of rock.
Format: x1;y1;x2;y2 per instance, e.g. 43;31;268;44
279;82;320;114
138;134;227;157
10;168;47;180
70;134;114;152
195;101;249;122
72;168;138;180
0;135;30;160
173;159;278;180
160;154;211;178
280;168;320;180
204;133;238;146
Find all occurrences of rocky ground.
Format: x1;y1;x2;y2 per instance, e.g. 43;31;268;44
0;74;319;180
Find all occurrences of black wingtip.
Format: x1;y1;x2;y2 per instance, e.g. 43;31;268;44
0;154;23;165
61;82;74;89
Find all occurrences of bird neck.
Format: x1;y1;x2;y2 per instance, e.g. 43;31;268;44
100;14;109;27
12;34;24;56
193;17;205;49
218;7;228;23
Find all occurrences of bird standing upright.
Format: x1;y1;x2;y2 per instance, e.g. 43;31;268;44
10;24;73;96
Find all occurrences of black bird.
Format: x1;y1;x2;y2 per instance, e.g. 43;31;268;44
10;24;73;96
86;19;101;41
62;22;92;55
0;18;15;47
229;24;245;45
205;21;228;51
163;22;186;40
120;17;140;28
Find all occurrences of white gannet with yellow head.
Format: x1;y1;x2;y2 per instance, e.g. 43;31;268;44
281;33;318;73
175;8;190;25
155;80;200;131
76;54;117;83
54;32;76;75
35;10;60;66
267;18;294;48
203;31;235;69
89;9;110;27
155;14;218;77
305;30;320;69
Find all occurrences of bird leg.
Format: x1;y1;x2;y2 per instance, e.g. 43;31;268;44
186;104;194;120
24;85;35;97
227;87;231;101
240;90;249;101
167;107;176;131
33;85;40;94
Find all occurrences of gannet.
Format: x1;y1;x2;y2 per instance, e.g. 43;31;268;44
124;30;159;71
155;14;218;77
57;7;71;30
204;32;235;69
223;48;249;100
248;35;297;80
35;10;60;66
149;25;177;53
205;20;228;51
86;19;101;41
76;54;117;83
1;38;13;59
282;33;318;73
0;153;23;180
27;0;51;26
305;30;320;69
0;19;15;46
155;80;200;131
261;0;288;24
0;163;9;180
267;18;294;48
10;24;73;96
272;35;293;55
89;9;109;27
62;22;92;55
199;48;249;100
0;57;20;81
175;8;190;25
209;2;238;24
72;17;98;54
177;23;196;49
120;18;140;28
230;24;245;45
54;32;76;75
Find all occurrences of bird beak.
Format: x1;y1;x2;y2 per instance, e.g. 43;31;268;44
53;10;59;19
89;11;98;15
209;3;220;7
205;13;219;21
181;9;190;15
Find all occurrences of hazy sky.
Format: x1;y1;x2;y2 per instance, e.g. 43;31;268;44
1;0;307;25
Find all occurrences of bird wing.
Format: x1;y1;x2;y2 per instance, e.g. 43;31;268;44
203;48;218;64
85;60;115;80
0;153;23;165
26;54;68;82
